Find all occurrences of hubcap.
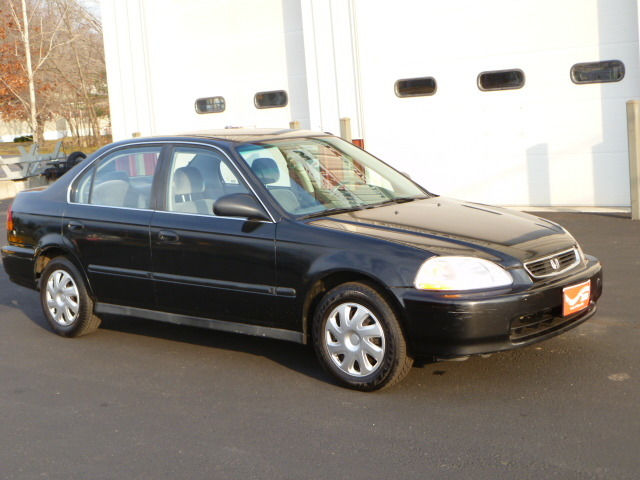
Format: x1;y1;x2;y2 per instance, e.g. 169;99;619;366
45;270;80;326
324;302;386;377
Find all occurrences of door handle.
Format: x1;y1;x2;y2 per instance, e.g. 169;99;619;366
158;230;179;242
67;221;84;231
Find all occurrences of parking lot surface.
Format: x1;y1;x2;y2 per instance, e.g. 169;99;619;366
0;196;638;479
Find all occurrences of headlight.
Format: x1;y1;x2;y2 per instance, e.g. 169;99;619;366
414;256;513;291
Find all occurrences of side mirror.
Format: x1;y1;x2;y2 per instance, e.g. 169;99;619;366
213;193;270;221
402;171;412;180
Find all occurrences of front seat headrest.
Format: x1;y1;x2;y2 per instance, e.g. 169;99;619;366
251;157;280;184
173;166;205;195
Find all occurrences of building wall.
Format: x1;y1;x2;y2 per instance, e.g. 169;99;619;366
100;0;640;207
101;0;310;139
101;0;156;140
299;0;363;139
347;0;640;207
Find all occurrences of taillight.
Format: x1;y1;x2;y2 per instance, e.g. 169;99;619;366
6;202;16;243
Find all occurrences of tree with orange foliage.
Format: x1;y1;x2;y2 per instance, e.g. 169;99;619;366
0;10;29;125
0;0;69;144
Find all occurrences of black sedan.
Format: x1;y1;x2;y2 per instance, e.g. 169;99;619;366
1;129;602;390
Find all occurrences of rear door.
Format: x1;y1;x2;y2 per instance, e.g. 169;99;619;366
64;145;165;309
149;144;279;327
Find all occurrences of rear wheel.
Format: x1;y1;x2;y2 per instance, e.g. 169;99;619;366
312;282;413;391
40;257;101;337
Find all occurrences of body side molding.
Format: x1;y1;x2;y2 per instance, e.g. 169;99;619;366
88;266;297;298
94;303;305;343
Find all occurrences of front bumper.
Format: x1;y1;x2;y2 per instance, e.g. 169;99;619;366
398;257;603;357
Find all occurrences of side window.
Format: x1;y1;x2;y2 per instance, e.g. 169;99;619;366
72;147;161;208
166;147;249;216
219;162;240;184
75;169;93;203
240;146;291;187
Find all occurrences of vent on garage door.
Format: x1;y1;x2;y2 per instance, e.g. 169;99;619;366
477;69;525;91
195;96;226;114
571;60;625;84
394;77;437;97
254;90;288;109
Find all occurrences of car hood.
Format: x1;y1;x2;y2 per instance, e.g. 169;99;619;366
306;197;575;266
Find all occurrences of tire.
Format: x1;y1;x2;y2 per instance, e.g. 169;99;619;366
39;257;101;337
312;282;413;391
65;151;86;168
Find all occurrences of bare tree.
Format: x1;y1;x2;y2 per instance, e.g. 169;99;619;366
0;0;80;144
45;0;108;145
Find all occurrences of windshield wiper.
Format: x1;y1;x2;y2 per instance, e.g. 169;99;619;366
301;206;366;219
301;196;428;219
361;196;427;209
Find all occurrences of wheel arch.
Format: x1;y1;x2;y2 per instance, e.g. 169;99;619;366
301;270;407;346
34;244;94;298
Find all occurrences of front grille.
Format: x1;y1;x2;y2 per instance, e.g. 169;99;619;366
524;247;579;279
510;305;591;343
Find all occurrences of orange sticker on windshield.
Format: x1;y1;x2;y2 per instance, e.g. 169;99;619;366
562;280;591;316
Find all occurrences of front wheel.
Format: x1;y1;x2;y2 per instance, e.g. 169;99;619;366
312;282;413;391
40;257;101;337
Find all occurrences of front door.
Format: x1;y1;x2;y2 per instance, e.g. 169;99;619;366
149;145;278;327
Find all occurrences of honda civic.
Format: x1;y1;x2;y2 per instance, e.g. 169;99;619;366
2;129;602;390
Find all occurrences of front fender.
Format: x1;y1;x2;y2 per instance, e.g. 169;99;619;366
305;249;407;289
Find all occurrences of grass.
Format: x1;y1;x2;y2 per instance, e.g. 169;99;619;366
0;136;113;158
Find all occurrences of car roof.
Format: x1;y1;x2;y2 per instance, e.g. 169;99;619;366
173;128;331;144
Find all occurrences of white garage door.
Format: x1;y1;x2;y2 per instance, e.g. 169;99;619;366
353;0;640;206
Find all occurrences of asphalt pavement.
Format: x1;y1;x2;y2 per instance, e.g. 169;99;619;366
0;196;638;479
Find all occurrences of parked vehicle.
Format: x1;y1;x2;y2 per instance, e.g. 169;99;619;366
42;151;87;180
1;129;603;390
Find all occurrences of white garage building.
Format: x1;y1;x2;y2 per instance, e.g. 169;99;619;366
100;0;640;207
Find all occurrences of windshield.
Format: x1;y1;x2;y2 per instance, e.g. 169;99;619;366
235;136;429;216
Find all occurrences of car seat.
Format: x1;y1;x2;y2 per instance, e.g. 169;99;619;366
172;166;213;214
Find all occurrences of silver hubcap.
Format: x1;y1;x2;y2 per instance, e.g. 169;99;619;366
45;270;80;326
324;302;386;377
